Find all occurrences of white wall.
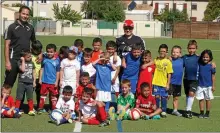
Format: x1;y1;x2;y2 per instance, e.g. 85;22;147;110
56;19;163;37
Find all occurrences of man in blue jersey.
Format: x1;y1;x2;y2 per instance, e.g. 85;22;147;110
38;44;60;114
121;44;142;94
168;45;183;117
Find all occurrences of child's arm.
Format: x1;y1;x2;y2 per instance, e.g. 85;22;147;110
92;58;105;66
166;73;171;91
76;70;80;87
59;68;64;88
141;59;154;69
39;68;43;85
212;74;216;92
112;66;120;84
19;57;25;73
121;57;126;68
109;62;117;71
33;69;36;88
55;72;60;87
1;95;6;108
113;52;118;64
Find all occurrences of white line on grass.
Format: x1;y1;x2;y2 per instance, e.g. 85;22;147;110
73;121;82;132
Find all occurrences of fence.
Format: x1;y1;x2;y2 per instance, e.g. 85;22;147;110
56;19;168;38
2;20;56;35
173;22;220;40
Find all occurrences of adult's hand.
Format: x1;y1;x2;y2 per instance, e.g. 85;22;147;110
5;61;12;71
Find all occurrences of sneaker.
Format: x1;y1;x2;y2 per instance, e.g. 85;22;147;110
99;120;110;127
37;109;44;115
117;108;126;120
68;119;73;124
204;113;209;119
172;111;182;117
161;112;167;118
152;115;160;120
144;115;150;120
14;113;21;118
19;109;24;115
28;111;36;116
108;107;116;121
185;111;192;119
198;113;204;118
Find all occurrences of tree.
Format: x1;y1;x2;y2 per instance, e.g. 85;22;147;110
81;0;125;22
52;3;82;24
204;0;220;21
155;8;189;25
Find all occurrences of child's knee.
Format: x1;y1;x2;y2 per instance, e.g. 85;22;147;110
81;118;88;124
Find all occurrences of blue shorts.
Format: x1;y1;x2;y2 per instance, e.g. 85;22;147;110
153;85;168;96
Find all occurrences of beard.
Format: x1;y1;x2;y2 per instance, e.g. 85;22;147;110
19;17;28;25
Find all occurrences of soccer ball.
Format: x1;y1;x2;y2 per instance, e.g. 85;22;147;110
49;109;63;122
129;108;141;120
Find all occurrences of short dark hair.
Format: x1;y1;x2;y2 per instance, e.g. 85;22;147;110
199;49;213;64
83;48;93;57
21;49;31;57
93;37;102;44
106;41;117;49
31;40;43;55
140;82;150;91
83;87;94;95
158;44;168;52
171;45;182;54
74;39;84;47
63;85;73;94
142;50;151;57
19;5;30;13
2;84;12;90
59;46;69;58
132;44;142;51
81;72;90;78
188;40;197;48
46;43;57;51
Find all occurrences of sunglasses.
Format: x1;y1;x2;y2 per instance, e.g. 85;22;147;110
124;26;133;30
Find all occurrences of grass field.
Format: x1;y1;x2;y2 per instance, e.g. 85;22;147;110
1;36;220;132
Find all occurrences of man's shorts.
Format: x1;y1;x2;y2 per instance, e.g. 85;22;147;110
168;84;181;97
41;83;58;96
183;79;198;95
196;86;214;100
153;85;168;97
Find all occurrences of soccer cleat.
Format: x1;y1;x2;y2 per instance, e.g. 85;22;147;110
204;113;209;119
108;107;116;121
37;109;44;115
144;115;150;120
198;113;204;118
172;111;182;117
161;112;167;118
185;111;192;119
68;119;73;124
56;120;61;126
19;109;24;115
99;120;110;127
14;113;21;118
28;111;36;116
117;108;126;120
152;115;160;120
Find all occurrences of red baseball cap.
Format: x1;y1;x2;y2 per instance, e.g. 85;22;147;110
123;19;134;28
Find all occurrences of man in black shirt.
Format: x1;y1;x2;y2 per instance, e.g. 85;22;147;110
4;5;36;87
116;19;145;58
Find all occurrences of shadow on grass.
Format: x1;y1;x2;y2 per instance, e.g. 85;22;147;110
20;104;52;114
167;108;200;117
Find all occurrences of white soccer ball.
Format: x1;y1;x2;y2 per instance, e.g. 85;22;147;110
49;109;63;122
129;108;141;120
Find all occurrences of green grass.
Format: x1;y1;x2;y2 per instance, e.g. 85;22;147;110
1;36;220;132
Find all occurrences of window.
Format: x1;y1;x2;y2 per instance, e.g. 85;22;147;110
176;4;183;11
191;3;197;10
41;0;46;3
158;3;165;14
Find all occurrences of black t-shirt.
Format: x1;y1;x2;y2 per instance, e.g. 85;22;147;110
4;20;36;60
18;61;35;83
116;35;146;58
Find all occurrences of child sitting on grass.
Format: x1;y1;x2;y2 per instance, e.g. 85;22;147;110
136;82;161;120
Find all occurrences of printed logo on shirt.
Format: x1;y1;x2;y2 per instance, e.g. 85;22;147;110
148;67;152;72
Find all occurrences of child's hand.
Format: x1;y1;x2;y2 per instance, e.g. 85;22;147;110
55;81;58;87
212;86;215;92
7;110;12;115
122;62;126;68
166;84;169;91
91;100;97;106
111;78;116;85
59;81;62;88
33;82;36;88
39;80;42;85
2;93;7;99
211;62;216;68
20;57;25;61
76;82;79;88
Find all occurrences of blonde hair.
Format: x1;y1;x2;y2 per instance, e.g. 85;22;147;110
121;79;131;87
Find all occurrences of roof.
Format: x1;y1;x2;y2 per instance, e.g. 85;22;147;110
1;5;19;12
122;1;153;11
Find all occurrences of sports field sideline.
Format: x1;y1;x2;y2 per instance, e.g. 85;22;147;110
1;36;220;132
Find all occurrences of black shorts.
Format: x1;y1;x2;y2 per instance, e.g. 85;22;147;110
183;79;198;95
168;84;181;97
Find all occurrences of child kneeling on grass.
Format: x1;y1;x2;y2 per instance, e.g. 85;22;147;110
109;79;135;120
136;82;162;120
76;87;110;127
55;85;76;126
1;84;20;118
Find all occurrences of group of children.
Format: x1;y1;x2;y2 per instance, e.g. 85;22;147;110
1;38;216;127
